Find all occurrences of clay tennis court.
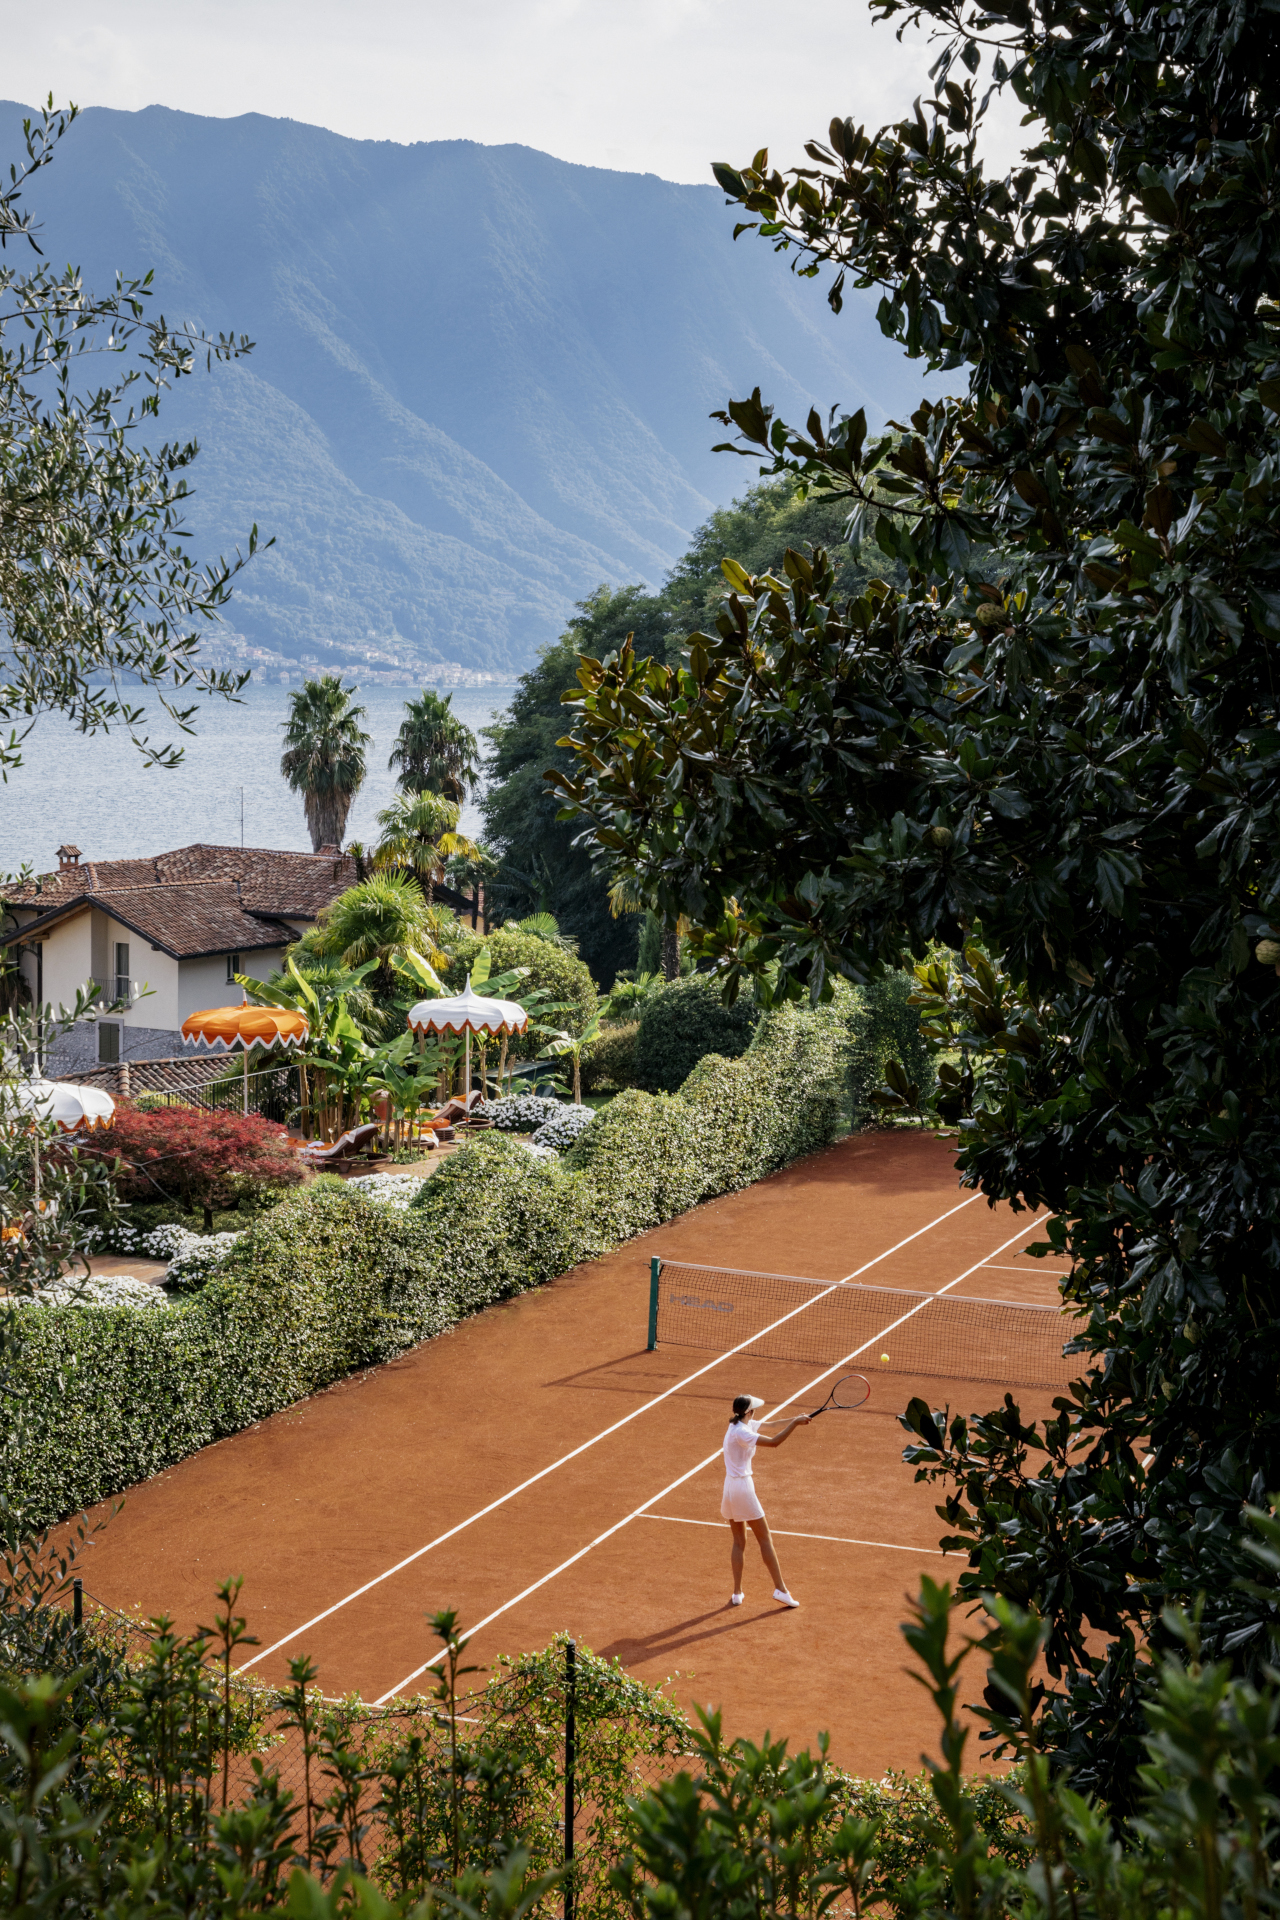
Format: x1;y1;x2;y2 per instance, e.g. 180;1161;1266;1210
67;1130;1075;1777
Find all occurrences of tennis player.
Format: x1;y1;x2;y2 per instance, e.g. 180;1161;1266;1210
722;1392;810;1608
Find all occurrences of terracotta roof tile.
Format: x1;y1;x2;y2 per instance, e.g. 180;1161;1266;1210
3;843;358;959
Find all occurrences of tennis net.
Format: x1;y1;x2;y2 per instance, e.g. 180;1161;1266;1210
647;1258;1078;1391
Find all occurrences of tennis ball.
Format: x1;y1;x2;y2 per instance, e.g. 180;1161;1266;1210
880;1353;890;1363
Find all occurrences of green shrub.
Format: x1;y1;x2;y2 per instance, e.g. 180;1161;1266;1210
847;970;937;1124
447;925;599;1054
633;975;761;1093
4;1003;850;1530
580;1019;640;1092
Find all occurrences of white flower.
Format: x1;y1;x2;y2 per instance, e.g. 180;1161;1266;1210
345;1171;429;1211
477;1096;564;1132
165;1230;242;1284
531;1106;599;1153
515;1139;559;1161
19;1273;169;1311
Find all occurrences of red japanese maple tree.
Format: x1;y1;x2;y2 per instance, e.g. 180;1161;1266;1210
88;1104;306;1229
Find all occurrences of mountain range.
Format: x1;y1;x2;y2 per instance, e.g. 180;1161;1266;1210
4;101;940;678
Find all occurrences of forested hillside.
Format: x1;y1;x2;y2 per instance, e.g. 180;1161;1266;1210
2;101;942;679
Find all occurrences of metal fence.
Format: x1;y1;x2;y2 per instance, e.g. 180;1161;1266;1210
67;1581;694;1916
142;1062;302;1125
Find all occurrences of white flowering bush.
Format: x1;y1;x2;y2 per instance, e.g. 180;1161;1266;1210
16;1272;169;1311
345;1171;430;1211
5;1001;852;1530
477;1096;564;1132
531;1105;599;1153
165;1231;243;1287
89;1220;243;1287
93;1220;232;1260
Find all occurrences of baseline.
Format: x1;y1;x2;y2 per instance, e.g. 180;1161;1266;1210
238;1188;984;1673
375;1210;1051;1702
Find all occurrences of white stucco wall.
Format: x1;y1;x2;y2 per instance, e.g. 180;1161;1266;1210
38;909;95;1015
177;947;287;1024
96;913;181;1029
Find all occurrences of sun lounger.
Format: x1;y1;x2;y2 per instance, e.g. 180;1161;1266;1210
299;1122;382;1167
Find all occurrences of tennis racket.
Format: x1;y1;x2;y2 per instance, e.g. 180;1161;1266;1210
807;1373;870;1416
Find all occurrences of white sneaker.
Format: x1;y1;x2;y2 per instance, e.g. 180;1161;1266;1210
773;1588;799;1608
730;1593;744;1606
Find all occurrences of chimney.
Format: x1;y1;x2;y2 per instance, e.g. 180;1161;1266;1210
56;844;82;872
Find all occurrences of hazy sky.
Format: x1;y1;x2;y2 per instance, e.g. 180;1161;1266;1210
4;0;1021;183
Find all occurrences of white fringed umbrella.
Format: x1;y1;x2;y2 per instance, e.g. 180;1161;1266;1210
11;1076;116;1133
407;975;527;1099
8;1074;116;1204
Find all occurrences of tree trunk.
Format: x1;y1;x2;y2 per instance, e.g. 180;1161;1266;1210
573;1053;582;1104
304;788;355;853
661;924;680;980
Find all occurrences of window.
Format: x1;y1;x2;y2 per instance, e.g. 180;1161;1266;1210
226;952;241;983
113;941;130;1006
98;1021;120;1065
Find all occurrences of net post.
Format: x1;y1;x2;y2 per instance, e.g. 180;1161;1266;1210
647;1258;662;1351
72;1577;82;1629
564;1637;576;1920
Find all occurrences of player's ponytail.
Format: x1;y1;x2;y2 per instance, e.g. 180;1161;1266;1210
730;1394;752;1424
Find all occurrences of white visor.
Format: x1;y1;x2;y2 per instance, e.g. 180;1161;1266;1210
744;1395;765;1410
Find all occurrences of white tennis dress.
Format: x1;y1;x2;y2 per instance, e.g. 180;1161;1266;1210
721;1418;766;1522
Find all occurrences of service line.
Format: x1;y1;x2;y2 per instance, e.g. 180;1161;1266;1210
639;1514;947;1555
375;1210;1052;1702
237;1190;983;1673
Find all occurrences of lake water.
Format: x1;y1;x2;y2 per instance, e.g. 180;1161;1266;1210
0;680;520;877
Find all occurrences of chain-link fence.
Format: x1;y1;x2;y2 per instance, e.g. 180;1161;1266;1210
68;1581;695;1915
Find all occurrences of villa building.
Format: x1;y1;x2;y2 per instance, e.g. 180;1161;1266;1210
2;842;358;1075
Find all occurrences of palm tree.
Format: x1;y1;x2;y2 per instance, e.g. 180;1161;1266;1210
607;874;684;980
305;873;436;998
280;675;371;851
506;911;579;954
388;689;479;804
374;790;481;906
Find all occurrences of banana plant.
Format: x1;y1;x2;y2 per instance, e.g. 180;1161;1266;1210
538;1009;604;1104
365;1029;443;1151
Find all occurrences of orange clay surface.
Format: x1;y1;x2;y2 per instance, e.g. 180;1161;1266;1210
66;1131;1069;1778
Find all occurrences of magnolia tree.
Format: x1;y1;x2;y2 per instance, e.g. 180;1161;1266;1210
551;0;1280;1805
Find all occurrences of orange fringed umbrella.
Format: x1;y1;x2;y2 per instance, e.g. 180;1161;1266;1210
180;1006;309;1114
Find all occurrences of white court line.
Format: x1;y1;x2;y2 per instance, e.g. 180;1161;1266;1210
980;1262;1066;1275
375;1210;1051;1702
639;1513;947;1555
237;1188;983;1672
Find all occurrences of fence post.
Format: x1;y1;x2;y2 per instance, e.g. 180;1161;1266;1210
647;1259;662;1351
72;1577;82;1629
564;1637;576;1920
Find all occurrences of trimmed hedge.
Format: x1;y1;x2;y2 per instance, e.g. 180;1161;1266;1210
579;1019;640;1093
446;926;598;1048
633;976;761;1092
846;971;937;1124
3;1001;850;1530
